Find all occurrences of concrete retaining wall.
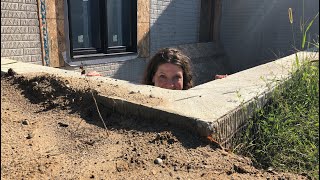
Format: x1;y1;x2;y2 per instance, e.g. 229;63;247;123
2;51;318;148
1;0;42;64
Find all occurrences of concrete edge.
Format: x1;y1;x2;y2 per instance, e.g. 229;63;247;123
95;94;213;137
2;51;318;148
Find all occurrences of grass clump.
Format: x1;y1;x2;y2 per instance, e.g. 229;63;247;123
235;6;319;178
234;57;319;179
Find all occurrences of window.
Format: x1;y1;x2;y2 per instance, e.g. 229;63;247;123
67;0;137;58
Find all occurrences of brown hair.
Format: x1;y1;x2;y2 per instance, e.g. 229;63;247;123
142;48;193;90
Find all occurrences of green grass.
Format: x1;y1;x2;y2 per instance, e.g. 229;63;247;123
234;58;319;179
234;7;319;179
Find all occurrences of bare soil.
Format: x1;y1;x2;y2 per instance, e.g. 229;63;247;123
1;74;306;180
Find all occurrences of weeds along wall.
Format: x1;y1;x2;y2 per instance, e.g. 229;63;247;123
220;0;319;73
1;0;43;65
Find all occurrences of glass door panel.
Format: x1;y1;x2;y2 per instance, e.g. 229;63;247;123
69;0;101;50
106;0;131;49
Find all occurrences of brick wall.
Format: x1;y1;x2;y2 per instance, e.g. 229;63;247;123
220;0;319;72
150;0;201;55
1;0;42;64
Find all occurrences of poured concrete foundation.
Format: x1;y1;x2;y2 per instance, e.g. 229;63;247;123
1;50;318;148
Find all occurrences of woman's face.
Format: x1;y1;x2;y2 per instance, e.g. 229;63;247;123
152;63;184;90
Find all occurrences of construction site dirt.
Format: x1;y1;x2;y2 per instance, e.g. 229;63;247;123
1;74;306;180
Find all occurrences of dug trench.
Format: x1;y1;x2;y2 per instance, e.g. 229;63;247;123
1;73;307;179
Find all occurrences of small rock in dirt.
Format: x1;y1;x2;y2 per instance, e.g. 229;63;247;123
156;133;161;139
277;176;286;180
221;150;228;156
233;164;249;174
167;138;175;144
21;120;29;125
151;169;157;175
267;167;274;172
58;122;69;127
31;81;39;86
154;158;163;165
186;164;192;171
26;133;34;139
173;166;178;171
38;165;45;174
84;140;95;146
90;175;95;179
160;154;167;160
116;162;129;172
7;68;17;76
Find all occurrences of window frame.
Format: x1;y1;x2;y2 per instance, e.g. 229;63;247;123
66;0;137;59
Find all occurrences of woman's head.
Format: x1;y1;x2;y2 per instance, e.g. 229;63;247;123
142;48;193;90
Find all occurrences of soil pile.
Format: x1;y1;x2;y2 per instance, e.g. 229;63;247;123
1;74;306;179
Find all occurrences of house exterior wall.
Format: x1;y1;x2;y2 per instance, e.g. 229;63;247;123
64;0;203;83
150;0;201;55
0;0;206;84
4;1;316;84
1;0;42;65
61;0;150;83
220;0;319;72
62;58;147;83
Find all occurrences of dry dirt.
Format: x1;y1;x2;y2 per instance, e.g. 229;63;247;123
1;73;307;180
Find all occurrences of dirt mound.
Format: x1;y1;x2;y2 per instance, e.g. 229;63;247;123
1;74;307;179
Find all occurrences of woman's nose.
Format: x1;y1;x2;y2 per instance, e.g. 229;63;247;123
164;80;175;89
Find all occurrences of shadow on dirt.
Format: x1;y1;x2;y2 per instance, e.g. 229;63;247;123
3;74;219;150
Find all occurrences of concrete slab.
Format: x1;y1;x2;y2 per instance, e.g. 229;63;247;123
1;51;318;147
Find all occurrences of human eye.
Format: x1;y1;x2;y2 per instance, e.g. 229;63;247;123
173;75;182;81
159;74;166;79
